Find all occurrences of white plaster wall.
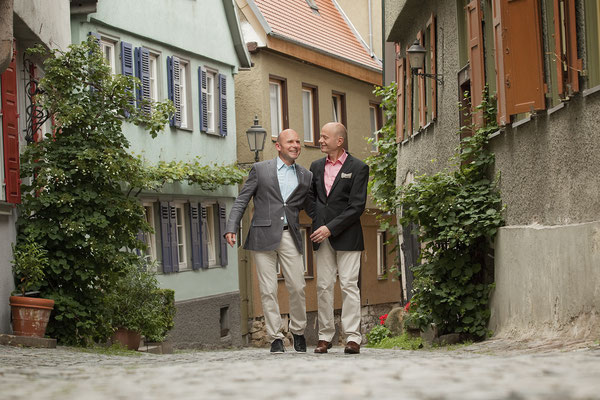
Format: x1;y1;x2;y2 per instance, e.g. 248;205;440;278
13;0;71;50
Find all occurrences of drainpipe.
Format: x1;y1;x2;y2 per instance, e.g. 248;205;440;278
368;0;374;57
0;0;14;73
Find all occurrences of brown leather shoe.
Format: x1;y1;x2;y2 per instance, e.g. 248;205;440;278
314;340;332;354
344;341;360;354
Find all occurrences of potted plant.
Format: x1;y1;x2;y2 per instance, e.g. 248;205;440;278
105;259;175;350
9;238;54;338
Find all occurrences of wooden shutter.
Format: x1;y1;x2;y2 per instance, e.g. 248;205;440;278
199;67;208;132
189;202;202;270
88;32;101;46
417;31;426;128
218;73;227;136
429;14;437;120
121;42;134;111
396;57;405;142
405;45;413;137
168;203;179;272
493;0;507;125
172;57;182;128
498;0;546;119
200;205;209;269
554;0;581;97
467;0;485;128
167;56;174;126
218;203;228;267
139;47;151;115
1;47;21;204
160;201;174;273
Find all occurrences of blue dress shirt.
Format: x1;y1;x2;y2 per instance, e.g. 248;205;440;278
276;157;298;225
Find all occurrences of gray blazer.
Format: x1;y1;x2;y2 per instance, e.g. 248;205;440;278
225;158;313;253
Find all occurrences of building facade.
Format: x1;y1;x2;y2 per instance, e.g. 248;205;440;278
0;0;71;335
235;0;401;347
71;0;251;348
385;0;600;339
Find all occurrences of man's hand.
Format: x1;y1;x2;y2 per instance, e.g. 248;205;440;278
225;232;236;247
310;226;331;243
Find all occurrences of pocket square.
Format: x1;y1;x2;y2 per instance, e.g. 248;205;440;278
341;172;352;179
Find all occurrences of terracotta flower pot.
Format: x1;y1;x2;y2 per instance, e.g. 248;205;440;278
9;296;55;338
111;328;142;351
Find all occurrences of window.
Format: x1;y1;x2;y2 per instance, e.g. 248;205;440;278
220;306;230;337
585;0;600;88
202;203;227;267
100;39;116;74
149;53;158;102
377;230;387;278
167;56;191;129
302;84;319;144
207;71;216;132
174;204;188;269
269;76;288;138
331;92;346;126
142;203;157;262
369;103;382;152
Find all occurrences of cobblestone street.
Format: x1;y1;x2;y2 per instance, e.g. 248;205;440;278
1;339;599;400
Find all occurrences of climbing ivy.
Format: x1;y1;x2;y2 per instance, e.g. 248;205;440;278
400;88;504;339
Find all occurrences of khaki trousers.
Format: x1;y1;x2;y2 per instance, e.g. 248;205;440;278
315;238;362;344
254;231;307;342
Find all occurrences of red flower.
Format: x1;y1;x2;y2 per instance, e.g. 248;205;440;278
404;302;411;312
378;314;388;325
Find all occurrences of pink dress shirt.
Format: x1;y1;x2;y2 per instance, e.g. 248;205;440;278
324;151;348;196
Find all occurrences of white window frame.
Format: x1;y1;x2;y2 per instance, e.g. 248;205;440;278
206;70;217;133
174;203;188;270
270;80;283;138
300;227;309;274
204;203;218;266
332;93;343;122
302;88;314;143
377;230;386;278
100;39;116;74
369;104;378;152
149;53;158;103
142;202;157;263
178;59;191;129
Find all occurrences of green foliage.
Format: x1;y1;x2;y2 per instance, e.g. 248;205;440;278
366;324;391;346
72;343;143;357
105;261;175;342
365;83;397;213
11;238;49;296
17;39;241;345
367;333;424;350
400;87;503;339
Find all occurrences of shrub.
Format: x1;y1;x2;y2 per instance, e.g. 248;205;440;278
366;325;391;346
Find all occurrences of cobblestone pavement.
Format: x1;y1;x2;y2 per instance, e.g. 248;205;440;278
1;338;599;400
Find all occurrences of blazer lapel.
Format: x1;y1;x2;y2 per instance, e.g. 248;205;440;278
318;158;327;200
286;165;304;201
327;156;353;197
269;158;284;202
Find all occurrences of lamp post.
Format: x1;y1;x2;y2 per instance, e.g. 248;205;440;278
406;39;443;84
246;115;266;162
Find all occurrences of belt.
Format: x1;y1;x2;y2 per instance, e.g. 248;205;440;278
283;225;289;231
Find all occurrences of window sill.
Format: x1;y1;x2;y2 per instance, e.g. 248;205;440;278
204;130;223;137
303;143;320;148
488;129;504;140
377;276;387;281
0;201;14;216
511;115;532;129
583;84;600;97
547;101;565;116
304;275;314;280
174;126;193;133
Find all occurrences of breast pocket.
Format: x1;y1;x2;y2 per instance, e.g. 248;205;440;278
252;219;271;227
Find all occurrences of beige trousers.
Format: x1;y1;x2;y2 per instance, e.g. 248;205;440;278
315;238;362;344
253;231;307;342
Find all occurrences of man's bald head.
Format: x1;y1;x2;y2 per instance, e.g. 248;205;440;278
322;122;347;144
277;129;297;144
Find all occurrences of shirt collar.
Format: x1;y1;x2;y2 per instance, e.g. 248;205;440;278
326;151;348;165
277;156;296;170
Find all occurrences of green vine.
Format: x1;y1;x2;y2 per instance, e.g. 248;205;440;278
400;87;504;339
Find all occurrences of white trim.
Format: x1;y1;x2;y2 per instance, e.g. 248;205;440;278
582;84;600;97
269;80;283;137
302;88;314;142
100;39;116;74
174;203;188;270
149;53;158;103
142;203;157;262
207;70;217;133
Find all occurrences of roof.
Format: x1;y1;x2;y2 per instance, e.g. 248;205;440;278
251;0;381;71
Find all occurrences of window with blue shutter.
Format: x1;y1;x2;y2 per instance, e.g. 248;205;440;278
189;202;203;270
121;42;134;110
200;205;209;269
218;73;227;136
88;32;101;45
135;47;151;114
167;56;182;128
159;202;179;273
218;203;228;267
199;67;208;132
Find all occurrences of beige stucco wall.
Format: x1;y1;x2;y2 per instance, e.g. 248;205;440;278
336;0;382;60
13;0;70;50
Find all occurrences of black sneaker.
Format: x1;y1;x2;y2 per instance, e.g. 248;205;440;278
292;334;306;352
270;339;285;353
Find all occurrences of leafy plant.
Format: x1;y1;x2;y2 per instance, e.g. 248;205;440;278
366;324;391;346
400;87;503;339
105;260;175;342
17;39;242;345
11;238;49;296
367;333;424;350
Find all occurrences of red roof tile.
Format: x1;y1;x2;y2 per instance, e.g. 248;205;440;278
253;0;381;71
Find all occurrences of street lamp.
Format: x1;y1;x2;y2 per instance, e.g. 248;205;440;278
246;115;266;162
406;39;443;84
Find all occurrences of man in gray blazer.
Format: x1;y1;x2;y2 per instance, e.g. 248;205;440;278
224;129;312;353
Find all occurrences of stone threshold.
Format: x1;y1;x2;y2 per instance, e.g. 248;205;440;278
0;334;57;348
